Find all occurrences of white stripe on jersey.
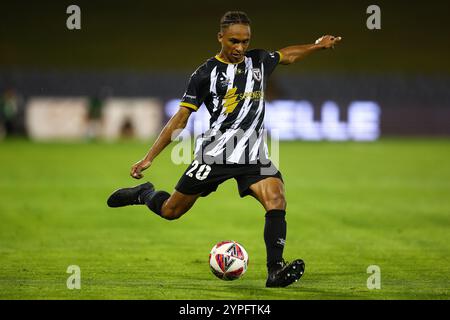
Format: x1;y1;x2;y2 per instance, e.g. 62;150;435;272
230;57;255;130
209;66;218;110
195;64;236;156
249;127;264;161
194;66;218;155
206;57;257;158
209;63;236;134
226;63;265;163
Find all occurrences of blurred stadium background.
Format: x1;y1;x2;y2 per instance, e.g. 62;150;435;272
0;0;449;299
1;0;450;140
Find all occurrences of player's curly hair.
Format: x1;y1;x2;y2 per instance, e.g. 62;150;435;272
220;11;251;30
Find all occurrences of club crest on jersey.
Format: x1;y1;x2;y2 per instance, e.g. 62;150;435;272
252;68;262;81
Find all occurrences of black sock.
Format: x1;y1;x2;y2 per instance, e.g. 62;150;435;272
264;209;287;272
140;189;170;216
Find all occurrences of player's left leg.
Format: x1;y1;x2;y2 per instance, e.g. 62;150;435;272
249;177;305;287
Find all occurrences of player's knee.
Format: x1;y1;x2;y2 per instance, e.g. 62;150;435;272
162;211;181;221
161;206;184;221
265;194;286;211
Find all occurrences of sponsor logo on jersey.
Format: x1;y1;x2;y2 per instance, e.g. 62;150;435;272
223;87;263;114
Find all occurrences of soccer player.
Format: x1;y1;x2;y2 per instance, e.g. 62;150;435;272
107;11;342;287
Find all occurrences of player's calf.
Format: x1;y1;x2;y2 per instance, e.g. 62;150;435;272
140;190;169;215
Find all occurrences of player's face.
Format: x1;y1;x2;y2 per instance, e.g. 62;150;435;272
218;24;251;63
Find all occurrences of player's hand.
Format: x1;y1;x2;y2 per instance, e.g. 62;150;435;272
315;35;342;49
130;159;152;179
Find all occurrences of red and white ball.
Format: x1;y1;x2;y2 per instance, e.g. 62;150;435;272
209;240;249;280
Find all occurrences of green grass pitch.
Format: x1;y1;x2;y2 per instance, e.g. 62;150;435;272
0;138;449;299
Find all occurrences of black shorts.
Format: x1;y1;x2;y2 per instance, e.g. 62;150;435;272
175;160;283;198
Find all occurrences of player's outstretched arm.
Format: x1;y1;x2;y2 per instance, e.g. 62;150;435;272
278;35;342;65
130;107;192;179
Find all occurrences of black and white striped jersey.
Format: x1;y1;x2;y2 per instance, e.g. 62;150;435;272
180;49;282;164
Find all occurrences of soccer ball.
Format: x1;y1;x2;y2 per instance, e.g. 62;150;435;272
209;240;249;280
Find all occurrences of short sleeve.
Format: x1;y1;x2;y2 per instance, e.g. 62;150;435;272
260;50;282;76
180;69;207;112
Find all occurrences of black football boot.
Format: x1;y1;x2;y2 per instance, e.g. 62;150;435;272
107;182;154;207
265;259;305;288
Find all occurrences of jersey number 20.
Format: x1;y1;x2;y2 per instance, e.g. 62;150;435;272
186;160;211;181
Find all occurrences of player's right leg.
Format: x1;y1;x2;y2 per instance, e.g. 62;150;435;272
107;158;225;220
107;182;201;220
